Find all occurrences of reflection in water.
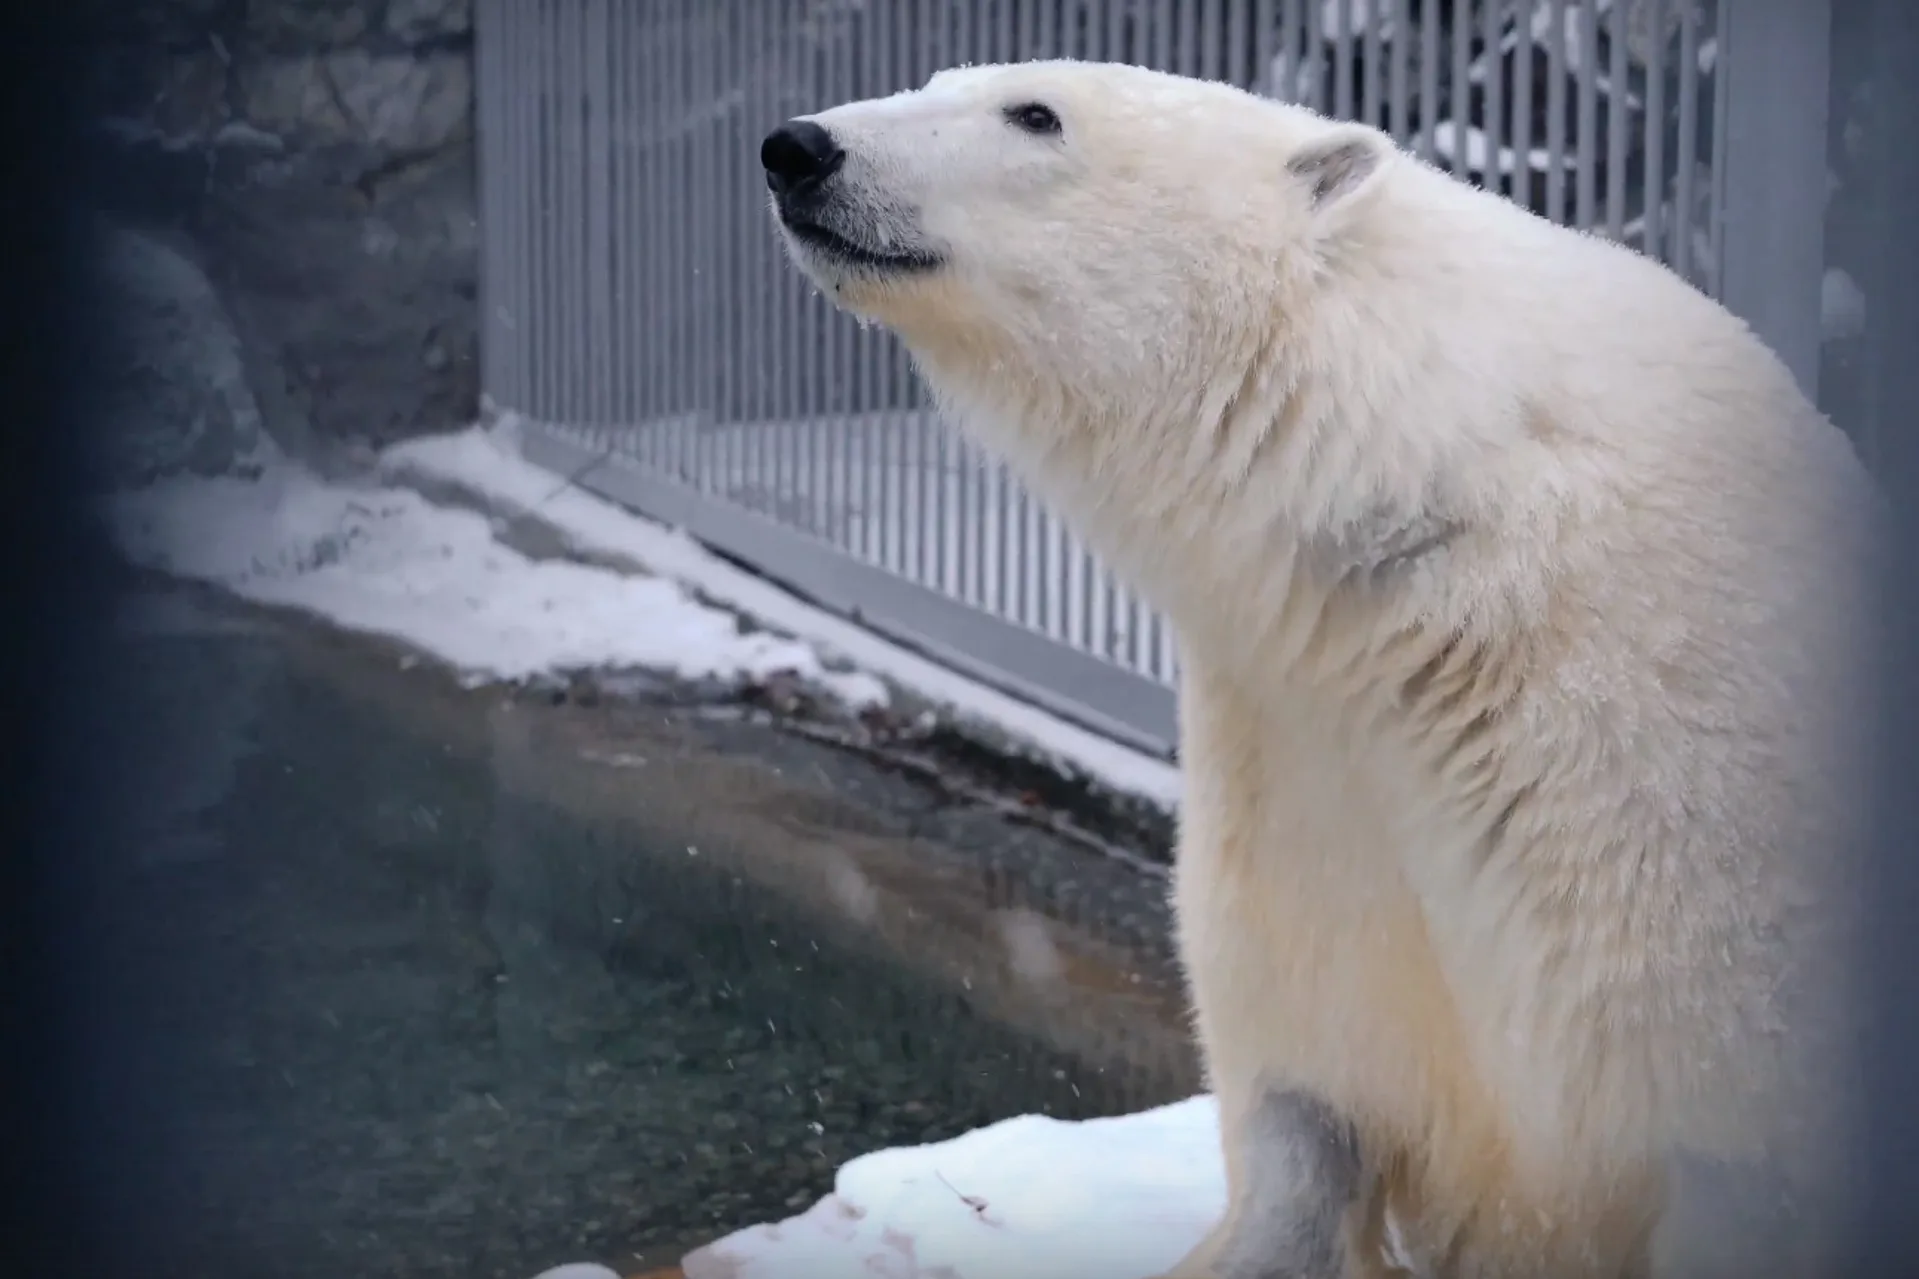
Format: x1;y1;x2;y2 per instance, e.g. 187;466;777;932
108;588;1190;1279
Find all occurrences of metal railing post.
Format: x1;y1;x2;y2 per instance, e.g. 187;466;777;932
1713;0;1834;400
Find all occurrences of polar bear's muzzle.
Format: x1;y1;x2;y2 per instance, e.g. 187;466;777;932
760;118;943;276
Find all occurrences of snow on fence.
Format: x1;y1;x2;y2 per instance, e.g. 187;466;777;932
475;0;1832;758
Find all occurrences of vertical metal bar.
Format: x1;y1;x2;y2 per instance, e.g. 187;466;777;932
807;13;829;530
1334;0;1355;121
590;0;611;431
909;0;934;585
1482;0;1507;198
1641;0;1666;261
1197;0;1219;80
1448;0;1470;178
579;0;596;431
698;0;715;478
504;0;524;414
993;462;1012;620
1389;0;1412;142
876;0;900;572
503;0;517;411
729;0;752;483
1512;0;1535;210
715;1;731;456
1095;557;1115;666
699;0;719;490
661;0;683;462
857;6;882;563
1120;572;1142;674
743;0;770;505
1247;0;1271;96
637;0;658;458
1413;0;1435;157
1304;0;1325;112
1363;0;1383;130
836;15;859;552
963;4;986;599
930;0;953;593
675;0;697;479
1673;3;1699;282
1153;609;1173;684
545;0;564;425
568;0;589;429
1574;0;1598;229
532;0;548;420
775;2;797;508
692;0;713;484
479;0;496;410
527;0;541;417
1545;0;1568;224
1603;0;1627;239
607;0;627;429
651;0;671;457
542;0;561;425
1013;0;1037;625
711;3;730;493
1708;2;1731;298
1714;0;1830;396
714;5;732;486
816;11;837;541
760;6;779;489
1178;0;1199;77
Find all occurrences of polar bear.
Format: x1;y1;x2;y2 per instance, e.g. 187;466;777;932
760;60;1879;1279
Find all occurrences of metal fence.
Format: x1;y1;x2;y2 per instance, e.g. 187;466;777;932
475;0;1834;759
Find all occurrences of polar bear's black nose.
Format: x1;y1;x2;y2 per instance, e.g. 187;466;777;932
761;120;844;198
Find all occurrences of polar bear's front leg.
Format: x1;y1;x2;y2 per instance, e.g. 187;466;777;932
1152;1085;1370;1279
1157;661;1400;1279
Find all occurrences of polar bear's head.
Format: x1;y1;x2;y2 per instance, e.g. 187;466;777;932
760;60;1394;383
761;61;1458;635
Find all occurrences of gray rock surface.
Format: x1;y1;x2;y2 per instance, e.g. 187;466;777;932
88;218;279;486
78;0;478;479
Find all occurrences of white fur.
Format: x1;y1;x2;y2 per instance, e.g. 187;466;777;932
770;60;1879;1279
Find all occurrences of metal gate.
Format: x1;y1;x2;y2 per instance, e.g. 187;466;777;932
475;0;1831;758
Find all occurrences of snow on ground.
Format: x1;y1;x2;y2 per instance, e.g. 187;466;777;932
100;452;888;710
671;1096;1222;1279
381;421;1183;812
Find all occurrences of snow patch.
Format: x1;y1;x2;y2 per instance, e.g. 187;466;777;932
100;457;887;709
677;1095;1223;1279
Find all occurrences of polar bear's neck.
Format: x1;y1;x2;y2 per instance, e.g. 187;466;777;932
909;298;1563;691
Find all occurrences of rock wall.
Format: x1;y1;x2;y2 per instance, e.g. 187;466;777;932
78;0;477;486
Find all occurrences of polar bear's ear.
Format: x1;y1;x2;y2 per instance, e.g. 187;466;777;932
1287;127;1388;217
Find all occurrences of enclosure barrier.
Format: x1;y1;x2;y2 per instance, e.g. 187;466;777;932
476;0;1831;760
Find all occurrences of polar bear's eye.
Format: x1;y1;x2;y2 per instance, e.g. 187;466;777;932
1004;102;1062;136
